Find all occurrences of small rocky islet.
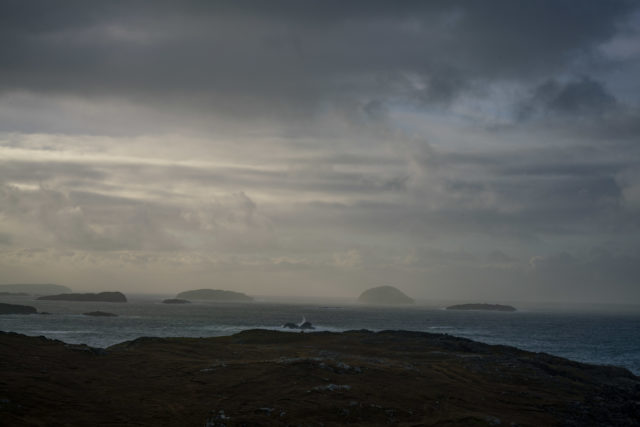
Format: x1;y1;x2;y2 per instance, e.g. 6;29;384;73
446;303;517;312
282;320;315;330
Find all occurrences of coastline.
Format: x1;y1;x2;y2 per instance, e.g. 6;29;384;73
1;329;638;426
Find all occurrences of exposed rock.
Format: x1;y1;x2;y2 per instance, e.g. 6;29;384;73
446;303;517;312
0;302;37;315
299;321;314;330
0;284;72;295
358;286;414;305
162;298;191;304
176;289;253;302
83;311;118;317
282;317;315;330
37;292;127;303
282;322;315;330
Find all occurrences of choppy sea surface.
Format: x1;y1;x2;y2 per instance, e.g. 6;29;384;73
1;294;639;375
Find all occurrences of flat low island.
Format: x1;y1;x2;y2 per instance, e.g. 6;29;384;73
176;289;253;302
37;292;127;303
1;329;637;426
446;303;517;312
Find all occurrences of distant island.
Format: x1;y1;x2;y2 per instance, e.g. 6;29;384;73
162;299;191;304
176;289;253;302
83;311;118;317
0;284;72;295
358;286;414;305
37;292;127;303
0;302;37;315
446;303;516;312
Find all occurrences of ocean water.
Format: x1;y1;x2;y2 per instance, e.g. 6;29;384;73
1;295;639;375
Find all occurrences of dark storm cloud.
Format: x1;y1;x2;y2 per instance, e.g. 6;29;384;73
519;77;618;119
2;1;640;300
0;0;635;119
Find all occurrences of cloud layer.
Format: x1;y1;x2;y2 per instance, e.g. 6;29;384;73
1;1;639;302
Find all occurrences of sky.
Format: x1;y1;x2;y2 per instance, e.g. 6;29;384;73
1;1;640;303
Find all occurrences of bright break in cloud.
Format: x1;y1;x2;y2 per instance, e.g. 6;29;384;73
1;1;640;303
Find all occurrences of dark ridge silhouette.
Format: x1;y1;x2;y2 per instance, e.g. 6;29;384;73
176;289;253;302
0;284;72;295
0;302;37;315
1;330;638;425
37;292;127;303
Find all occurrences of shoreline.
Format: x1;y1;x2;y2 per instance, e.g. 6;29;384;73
1;328;639;425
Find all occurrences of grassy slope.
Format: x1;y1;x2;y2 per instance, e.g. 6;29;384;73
0;329;638;426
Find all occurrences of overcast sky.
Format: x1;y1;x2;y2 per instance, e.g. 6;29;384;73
1;1;640;303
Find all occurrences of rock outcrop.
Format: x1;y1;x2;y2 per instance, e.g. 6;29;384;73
176;289;253;302
446;303;516;312
358;286;414;305
282;320;315;330
37;292;127;303
0;302;37;315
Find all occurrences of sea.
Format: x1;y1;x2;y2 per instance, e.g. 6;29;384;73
1;294;639;375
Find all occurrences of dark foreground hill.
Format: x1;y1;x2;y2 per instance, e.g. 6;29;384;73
0;330;638;426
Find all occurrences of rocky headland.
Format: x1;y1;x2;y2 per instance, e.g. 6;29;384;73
447;303;517;312
0;302;37;315
1;329;638;426
37;291;127;303
176;289;253;302
358;285;414;304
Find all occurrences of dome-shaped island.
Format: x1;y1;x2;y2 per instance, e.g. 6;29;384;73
358;286;414;305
